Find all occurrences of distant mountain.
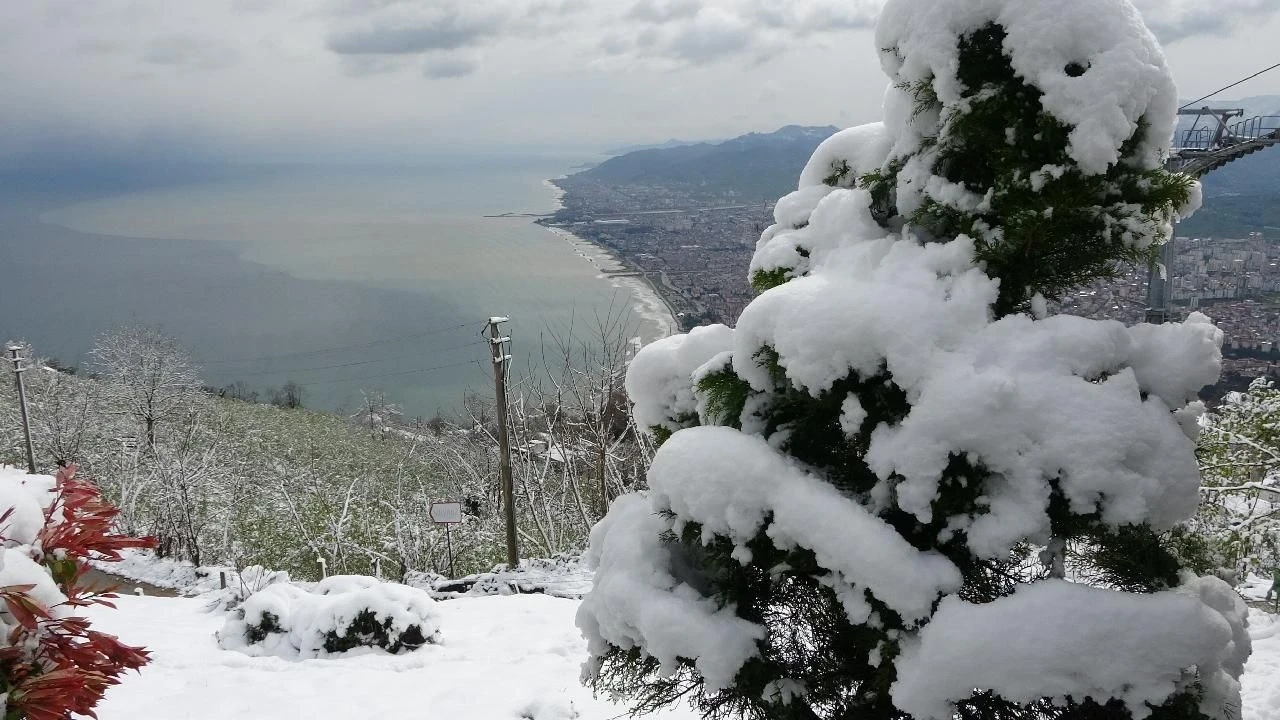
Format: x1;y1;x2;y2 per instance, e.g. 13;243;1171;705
1177;192;1280;238
578;125;841;202
603;139;707;156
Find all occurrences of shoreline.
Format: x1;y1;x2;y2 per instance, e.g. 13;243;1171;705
537;178;679;343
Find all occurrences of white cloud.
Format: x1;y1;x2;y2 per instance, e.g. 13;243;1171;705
326;7;503;54
627;0;701;23
665;10;764;65
144;33;240;70
591;0;1280;66
0;0;1277;161
318;0;1280;71
338;54;412;76
745;0;882;34
423;53;478;79
1134;0;1280;42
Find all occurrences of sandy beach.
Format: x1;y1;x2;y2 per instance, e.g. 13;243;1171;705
539;179;679;344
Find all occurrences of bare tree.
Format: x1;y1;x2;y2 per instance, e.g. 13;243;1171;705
220;381;260;403
26;363;98;469
543;306;642;516
143;408;228;564
351;389;403;438
89;327;202;450
270;381;304;409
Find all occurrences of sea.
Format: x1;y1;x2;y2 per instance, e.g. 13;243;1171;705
0;155;674;419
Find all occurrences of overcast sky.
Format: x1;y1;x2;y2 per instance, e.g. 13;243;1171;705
2;0;1280;165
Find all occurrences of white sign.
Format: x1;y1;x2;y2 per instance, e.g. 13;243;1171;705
429;501;464;524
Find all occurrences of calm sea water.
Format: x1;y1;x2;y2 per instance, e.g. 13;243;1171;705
1;156;661;418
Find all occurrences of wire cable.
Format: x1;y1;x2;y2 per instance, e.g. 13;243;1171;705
196;322;472;365
296;358;481;388
229;340;486;378
1180;62;1280;111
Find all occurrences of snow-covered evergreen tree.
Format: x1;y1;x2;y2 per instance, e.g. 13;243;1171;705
578;2;1251;720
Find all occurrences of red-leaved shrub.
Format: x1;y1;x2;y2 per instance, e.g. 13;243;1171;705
0;465;155;720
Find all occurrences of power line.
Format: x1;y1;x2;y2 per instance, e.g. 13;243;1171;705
295;358;481;388
1180;62;1280;111
228;340;485;378
196;322;472;365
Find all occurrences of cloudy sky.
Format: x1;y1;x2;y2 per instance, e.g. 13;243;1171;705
2;0;1280;166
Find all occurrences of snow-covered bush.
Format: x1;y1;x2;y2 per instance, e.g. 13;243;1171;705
218;575;442;658
0;465;154;720
581;2;1248;720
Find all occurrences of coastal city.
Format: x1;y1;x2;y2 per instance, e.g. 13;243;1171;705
547;174;1280;399
543;173;773;329
1055;232;1280;396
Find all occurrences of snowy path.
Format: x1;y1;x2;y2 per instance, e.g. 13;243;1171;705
86;594;700;720
84;595;1278;720
81;568;178;598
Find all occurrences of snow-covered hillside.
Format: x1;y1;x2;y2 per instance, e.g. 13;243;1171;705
81;592;1279;720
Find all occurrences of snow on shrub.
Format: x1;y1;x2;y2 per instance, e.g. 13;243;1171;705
0;465;155;720
218;575;442;658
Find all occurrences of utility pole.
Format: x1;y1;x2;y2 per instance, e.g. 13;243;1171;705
6;344;36;474
487;317;519;569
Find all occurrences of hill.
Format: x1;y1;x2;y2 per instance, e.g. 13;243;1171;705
577;125;840;202
1;329;637;583
1177;191;1280;238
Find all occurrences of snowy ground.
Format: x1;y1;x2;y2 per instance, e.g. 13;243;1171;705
1245;609;1280;720
82;592;1280;720
85;593;700;720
